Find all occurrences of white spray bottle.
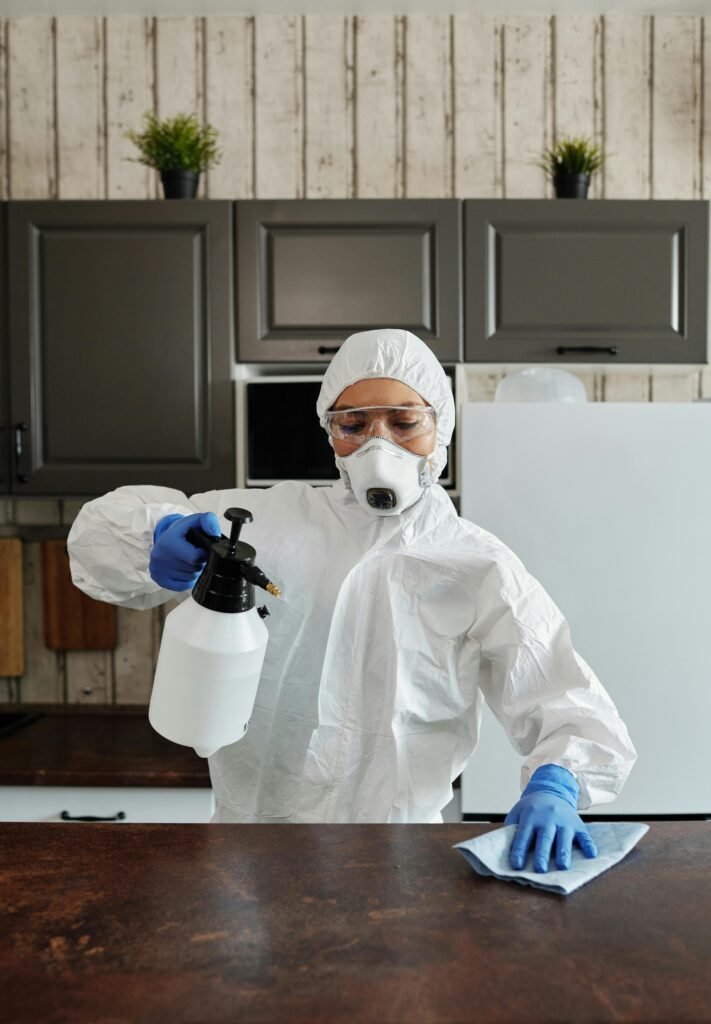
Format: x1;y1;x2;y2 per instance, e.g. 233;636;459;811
148;507;281;758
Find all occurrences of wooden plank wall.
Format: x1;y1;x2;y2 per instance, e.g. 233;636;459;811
0;13;709;704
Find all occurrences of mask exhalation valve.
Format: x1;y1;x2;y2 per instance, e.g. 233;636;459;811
367;487;397;510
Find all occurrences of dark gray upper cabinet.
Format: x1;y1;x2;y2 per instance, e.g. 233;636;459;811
464;199;710;363
8;200;234;496
236;199;461;362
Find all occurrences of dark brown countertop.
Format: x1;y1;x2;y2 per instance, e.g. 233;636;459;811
1;821;709;1024
0;704;211;787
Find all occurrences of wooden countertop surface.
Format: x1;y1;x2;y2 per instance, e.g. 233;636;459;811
0;705;211;787
2;821;709;1024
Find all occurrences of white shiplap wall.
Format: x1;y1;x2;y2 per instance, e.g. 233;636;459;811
1;12;710;704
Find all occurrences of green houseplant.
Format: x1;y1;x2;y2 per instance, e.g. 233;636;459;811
537;136;605;198
126;111;222;198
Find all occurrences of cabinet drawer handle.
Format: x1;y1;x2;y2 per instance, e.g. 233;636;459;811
60;810;127;822
14;422;29;483
555;346;618;356
317;345;341;355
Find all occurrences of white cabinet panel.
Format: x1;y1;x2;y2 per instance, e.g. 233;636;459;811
0;786;215;823
460;402;711;817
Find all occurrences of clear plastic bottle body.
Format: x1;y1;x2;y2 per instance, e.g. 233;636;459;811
149;596;268;758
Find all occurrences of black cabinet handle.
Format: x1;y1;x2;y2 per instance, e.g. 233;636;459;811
317;346;341;355
60;810;127;822
555;346;618;356
14;422;28;483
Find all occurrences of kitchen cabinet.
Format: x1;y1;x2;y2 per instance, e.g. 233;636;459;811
235;199;461;362
0;785;214;823
464;199;709;363
0;710;214;821
6;200;235;496
3;197;708;503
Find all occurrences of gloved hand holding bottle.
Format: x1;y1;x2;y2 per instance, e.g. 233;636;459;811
149;511;222;591
505;763;598;873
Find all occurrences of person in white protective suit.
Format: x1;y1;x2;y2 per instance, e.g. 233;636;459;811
67;329;637;871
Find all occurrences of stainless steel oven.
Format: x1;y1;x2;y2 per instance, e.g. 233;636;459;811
244;371;455;488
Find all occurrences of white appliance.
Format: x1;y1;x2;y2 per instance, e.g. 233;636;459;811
459;402;711;819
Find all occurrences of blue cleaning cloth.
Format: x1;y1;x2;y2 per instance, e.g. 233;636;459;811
454;822;649;896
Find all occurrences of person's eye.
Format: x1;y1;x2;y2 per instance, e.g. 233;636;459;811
394;421;418;430
340;422;364;434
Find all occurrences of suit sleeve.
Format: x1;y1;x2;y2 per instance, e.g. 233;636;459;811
66;483;252;610
469;553;637;809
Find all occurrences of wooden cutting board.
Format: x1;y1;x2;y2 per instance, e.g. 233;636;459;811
42;540;117;650
0;538;24;676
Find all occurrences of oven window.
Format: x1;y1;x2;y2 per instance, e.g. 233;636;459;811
247;381;340;482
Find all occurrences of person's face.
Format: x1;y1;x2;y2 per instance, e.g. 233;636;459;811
329;378;436;458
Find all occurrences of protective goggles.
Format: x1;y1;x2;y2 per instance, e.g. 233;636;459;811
323;405;436;446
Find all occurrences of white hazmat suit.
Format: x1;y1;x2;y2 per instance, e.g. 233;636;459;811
67;329;637;823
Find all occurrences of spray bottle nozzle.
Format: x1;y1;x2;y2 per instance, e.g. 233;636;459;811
242;563;281;598
224;509;281;596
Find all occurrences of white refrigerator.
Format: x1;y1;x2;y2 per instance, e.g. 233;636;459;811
459;401;711;819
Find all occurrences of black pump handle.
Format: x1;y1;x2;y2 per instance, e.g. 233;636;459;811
224;508;253;545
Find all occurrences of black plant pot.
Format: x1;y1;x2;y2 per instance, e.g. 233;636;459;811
553;172;590;198
160;169;199;199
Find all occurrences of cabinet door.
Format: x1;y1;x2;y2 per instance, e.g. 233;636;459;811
0;202;8;494
0;785;215;823
8;200;234;496
236;199;461;362
464;199;709;364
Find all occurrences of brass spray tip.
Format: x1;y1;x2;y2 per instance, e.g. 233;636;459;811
241;562;282;598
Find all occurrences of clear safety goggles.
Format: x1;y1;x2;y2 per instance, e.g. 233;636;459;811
323;404;436;446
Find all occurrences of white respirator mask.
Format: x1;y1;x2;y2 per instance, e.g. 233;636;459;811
335;436;434;516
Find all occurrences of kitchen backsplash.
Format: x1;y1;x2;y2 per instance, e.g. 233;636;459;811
1;11;710;704
0;498;177;706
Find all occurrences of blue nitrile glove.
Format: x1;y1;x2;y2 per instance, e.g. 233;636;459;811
504;763;598;873
149;511;222;591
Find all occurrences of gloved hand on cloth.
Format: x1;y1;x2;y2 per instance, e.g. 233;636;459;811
505;763;597;873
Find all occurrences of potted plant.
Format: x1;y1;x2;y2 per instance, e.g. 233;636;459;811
537;135;605;198
126;111;222;198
